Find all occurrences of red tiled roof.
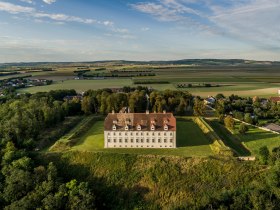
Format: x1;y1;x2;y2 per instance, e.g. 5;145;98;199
270;97;280;102
104;112;176;131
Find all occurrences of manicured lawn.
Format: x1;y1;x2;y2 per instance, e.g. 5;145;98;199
70;118;213;157
234;122;280;155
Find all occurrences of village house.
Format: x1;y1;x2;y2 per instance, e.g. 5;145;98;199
104;111;176;148
270;97;280;104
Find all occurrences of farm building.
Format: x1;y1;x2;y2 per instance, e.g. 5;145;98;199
104;111;176;148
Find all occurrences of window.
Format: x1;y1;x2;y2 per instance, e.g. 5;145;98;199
164;125;168;131
119;139;122;143
137;125;141;131
125;125;129;131
141;133;143;136
170;139;173;143
147;139;149;143
158;132;161;136
146;132;149;136
151;125;155;131
152;132;155;136
108;133;110;136
164;139;167;143
164;132;166;136
114;139;116;143
108;139;111;143
136;139;139;143
152;139;155;143
170;133;173;136
113;132;116;136
119;132;121;135
131;139;134;143
125;132;127;136
158;139;161;143
113;125;116;131
141;139;144;143
125;139;128;143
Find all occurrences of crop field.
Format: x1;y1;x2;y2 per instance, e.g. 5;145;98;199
57;118;214;157
14;64;280;97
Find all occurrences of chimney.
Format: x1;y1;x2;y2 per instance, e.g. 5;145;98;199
146;110;149;114
112;110;115;114
163;110;166;114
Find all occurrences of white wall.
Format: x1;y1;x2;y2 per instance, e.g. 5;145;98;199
104;131;176;148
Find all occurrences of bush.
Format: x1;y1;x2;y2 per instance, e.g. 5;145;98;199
224;115;234;130
258;146;270;165
238;123;249;134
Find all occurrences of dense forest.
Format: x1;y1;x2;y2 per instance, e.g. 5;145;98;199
1;89;280;209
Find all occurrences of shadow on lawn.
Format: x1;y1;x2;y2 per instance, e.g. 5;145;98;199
176;118;211;147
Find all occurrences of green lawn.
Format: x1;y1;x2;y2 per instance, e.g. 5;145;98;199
70;118;213;157
234;122;280;155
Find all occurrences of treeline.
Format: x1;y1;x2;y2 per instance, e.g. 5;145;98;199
214;94;280;125
83;72;155;78
82;88;192;115
133;80;169;84
0;90;81;149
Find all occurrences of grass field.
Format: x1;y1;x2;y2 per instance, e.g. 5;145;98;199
233;122;280;155
66;118;214;157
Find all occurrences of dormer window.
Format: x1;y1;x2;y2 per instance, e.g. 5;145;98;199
125;125;129;130
151;125;155;131
137;125;141;131
164;119;169;124
113;120;118;124
125;119;130;124
112;125;117;130
164;125;168;131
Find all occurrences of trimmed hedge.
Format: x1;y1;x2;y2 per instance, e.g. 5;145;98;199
194;117;234;156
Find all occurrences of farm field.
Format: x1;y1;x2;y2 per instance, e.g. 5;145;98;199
58;118;214;157
13;64;280;97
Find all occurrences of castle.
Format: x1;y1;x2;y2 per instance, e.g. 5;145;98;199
104;110;176;148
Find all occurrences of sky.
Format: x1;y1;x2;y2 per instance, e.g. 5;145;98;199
0;0;279;62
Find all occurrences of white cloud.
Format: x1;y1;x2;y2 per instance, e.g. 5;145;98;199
141;27;150;31
20;0;34;4
0;1;113;27
210;0;280;48
42;0;56;5
0;2;34;13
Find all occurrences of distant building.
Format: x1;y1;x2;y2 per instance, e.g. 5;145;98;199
270;97;280;104
204;96;216;105
104;111;176;148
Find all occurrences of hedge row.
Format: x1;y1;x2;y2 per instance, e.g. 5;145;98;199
194;117;233;156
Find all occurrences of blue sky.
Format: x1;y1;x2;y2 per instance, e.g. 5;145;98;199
0;0;279;62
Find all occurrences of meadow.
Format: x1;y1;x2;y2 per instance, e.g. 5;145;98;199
14;63;280;97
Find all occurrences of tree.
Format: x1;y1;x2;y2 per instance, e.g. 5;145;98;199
224;115;235;130
259;146;270;165
238;123;248;134
244;113;253;124
193;98;205;116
